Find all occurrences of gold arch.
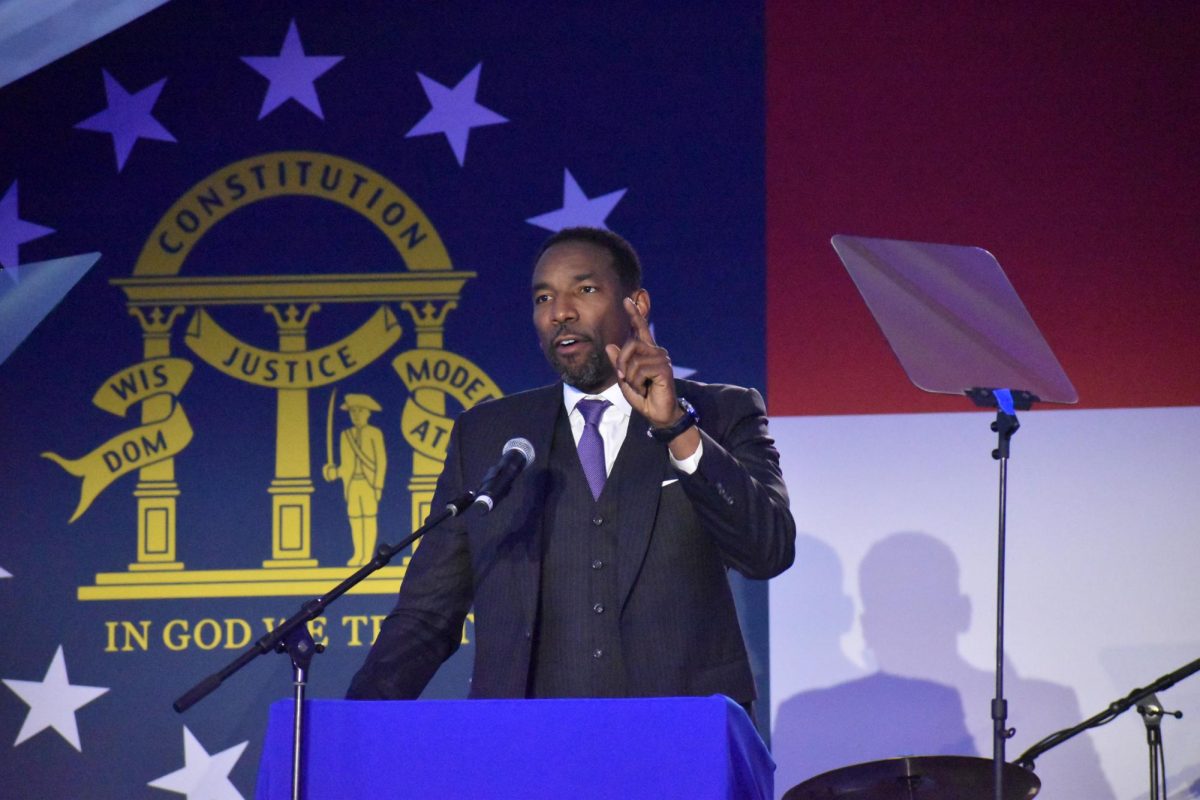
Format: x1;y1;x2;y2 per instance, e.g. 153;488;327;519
134;151;452;276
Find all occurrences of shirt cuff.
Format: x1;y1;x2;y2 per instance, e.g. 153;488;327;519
669;439;703;474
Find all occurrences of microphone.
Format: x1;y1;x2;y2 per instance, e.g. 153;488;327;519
472;438;535;512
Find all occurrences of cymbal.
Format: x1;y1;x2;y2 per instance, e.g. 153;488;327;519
782;755;1040;799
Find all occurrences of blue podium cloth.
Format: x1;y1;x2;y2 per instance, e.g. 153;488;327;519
255;696;773;799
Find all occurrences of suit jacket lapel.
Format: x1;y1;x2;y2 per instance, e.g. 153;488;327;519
505;383;561;508
610;411;667;612
492;384;561;626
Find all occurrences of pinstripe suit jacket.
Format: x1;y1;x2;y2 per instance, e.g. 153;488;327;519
346;378;795;703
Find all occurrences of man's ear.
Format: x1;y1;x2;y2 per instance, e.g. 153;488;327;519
630;288;650;319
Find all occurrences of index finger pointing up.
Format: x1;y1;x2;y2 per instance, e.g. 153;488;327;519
624;296;654;343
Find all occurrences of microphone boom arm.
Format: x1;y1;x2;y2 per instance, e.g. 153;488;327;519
1017;655;1200;770
172;488;475;713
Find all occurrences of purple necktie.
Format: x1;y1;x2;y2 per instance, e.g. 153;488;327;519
576;398;611;500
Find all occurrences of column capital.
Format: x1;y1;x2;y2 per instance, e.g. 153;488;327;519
266;303;319;352
400;299;457;331
265;303;320;331
129;306;186;339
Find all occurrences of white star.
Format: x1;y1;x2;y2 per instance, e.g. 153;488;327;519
74;71;177;172
406;62;508;166
526;169;627;232
148;726;248;800
649;323;696;379
2;646;108;750
0;180;56;275
241;19;344;121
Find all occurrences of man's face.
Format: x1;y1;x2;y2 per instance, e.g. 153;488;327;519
349;407;371;428
531;241;633;392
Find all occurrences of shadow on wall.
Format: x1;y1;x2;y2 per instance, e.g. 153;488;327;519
772;532;1115;800
773;533;866;693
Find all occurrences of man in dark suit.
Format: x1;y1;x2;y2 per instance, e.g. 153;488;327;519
347;227;795;706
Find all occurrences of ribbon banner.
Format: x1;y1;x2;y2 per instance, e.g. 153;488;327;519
392;349;503;461
44;357;197;521
185;306;402;389
92;358;193;417
43;401;193;523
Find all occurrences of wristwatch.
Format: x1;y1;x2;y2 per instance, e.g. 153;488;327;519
647;397;699;443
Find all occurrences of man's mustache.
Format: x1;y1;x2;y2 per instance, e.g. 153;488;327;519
549;326;593;344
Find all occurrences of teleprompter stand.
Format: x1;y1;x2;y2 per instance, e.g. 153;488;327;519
831;235;1079;800
172;490;478;800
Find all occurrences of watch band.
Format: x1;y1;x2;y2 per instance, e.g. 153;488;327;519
647;397;699;443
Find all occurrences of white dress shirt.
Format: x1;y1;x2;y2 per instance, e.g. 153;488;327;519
562;382;701;475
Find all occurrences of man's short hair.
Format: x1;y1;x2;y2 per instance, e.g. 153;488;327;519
535;227;642;293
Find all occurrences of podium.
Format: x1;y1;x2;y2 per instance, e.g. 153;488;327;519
255;696;774;799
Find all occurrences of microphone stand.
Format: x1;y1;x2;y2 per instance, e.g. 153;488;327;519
173;490;477;800
1138;694;1167;800
1017;657;1195;796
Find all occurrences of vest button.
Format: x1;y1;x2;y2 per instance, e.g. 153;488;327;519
592;516;604;526
592;648;604;659
593;602;604;614
591;559;603;570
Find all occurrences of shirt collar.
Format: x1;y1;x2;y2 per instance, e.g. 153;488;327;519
562;381;631;419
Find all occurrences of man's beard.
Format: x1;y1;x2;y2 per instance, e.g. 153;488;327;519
545;340;614;393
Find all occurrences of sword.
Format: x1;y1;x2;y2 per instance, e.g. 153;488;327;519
325;388;337;471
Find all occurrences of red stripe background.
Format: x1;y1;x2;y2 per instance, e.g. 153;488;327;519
766;2;1200;416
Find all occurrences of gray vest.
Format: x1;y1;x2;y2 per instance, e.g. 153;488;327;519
529;406;628;697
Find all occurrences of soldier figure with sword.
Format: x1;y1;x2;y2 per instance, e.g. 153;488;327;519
323;390;388;566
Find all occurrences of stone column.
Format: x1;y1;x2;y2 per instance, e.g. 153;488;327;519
129;306;186;571
262;304;319;567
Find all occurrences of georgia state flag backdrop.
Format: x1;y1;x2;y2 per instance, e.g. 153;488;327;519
0;3;765;798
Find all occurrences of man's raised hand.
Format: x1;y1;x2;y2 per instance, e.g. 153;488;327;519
604;297;683;429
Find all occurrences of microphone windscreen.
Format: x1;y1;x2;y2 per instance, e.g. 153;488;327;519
502;437;535;467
